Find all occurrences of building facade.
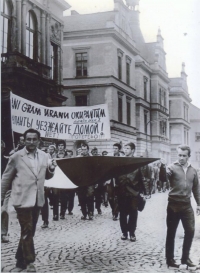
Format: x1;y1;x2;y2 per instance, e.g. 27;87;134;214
62;0;170;159
1;0;70;152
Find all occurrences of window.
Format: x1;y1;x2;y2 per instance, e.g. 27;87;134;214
196;151;200;161
126;99;131;125
195;133;200;142
183;103;189;121
144;111;148;134
160;120;167;136
26;11;36;59
117;49;123;80
50;43;58;80
76;53;87;77
126;56;131;85
159;87;166;107
1;0;11;53
184;128;189;144
118;56;122;80
164;91;166;107
75;95;87;106
126;62;130;85
118;96;123;123
144;77;148;101
159;88;162;105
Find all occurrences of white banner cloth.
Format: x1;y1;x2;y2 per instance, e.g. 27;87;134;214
44;166;77;189
10;93;111;140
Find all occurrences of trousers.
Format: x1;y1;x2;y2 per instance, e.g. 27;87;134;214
15;206;41;264
118;196;138;235
1;190;11;236
165;203;195;260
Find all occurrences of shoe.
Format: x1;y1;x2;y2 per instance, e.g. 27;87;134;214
130;234;136;242
181;258;196;268
68;212;73;215
81;216;86;220
1;234;9;243
113;216;118;221
98;209;102;215
89;215;93;220
166;258;179;268
16;260;27;269
41;222;48;228
60;215;65;219
53;215;58;221
26;263;36;272
121;234;127;240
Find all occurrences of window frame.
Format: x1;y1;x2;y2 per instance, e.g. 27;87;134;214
117;49;124;81
144;77;148;101
75;52;88;77
144;110;148;134
118;92;124;123
26;11;37;60
1;0;11;54
72;90;90;106
50;42;58;80
126;56;131;86
126;97;131;126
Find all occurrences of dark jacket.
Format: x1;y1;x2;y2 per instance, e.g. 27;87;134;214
115;164;145;197
167;161;200;205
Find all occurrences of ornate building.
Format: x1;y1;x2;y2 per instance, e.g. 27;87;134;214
62;0;170;159
1;0;70;152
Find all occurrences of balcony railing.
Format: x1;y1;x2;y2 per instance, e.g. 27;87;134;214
151;103;168;113
1;52;51;79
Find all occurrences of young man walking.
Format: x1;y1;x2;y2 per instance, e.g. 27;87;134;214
166;145;200;269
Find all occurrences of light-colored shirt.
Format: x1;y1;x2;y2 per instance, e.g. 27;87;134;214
25;148;39;175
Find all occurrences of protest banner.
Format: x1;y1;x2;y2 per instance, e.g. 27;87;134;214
10;93;111;140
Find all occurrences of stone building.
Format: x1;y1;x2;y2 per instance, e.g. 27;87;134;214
189;104;200;169
62;0;170;159
169;63;191;162
1;0;70;152
169;63;200;168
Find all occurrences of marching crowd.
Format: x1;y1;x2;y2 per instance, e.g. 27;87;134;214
1;129;200;272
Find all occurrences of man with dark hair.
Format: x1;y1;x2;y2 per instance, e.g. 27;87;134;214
77;143;95;220
165;145;200;269
52;140;68;220
1;129;56;272
107;142;124;220
113;143;122;156
9;135;25;156
115;142;145;242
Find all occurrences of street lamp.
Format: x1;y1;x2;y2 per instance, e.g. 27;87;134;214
145;117;168;157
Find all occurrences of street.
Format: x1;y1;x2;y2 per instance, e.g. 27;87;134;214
1;192;200;273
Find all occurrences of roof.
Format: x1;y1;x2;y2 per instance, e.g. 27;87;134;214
63;11;116;32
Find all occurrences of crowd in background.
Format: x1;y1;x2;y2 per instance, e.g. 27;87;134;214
1;136;171;232
1;136;184;232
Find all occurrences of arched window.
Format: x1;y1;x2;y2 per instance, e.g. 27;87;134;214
1;0;11;53
26;11;36;59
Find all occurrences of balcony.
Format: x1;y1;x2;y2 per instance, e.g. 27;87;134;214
1;52;51;79
151;103;168;114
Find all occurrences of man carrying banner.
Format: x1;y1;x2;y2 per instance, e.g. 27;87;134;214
115;142;145;242
1;129;57;272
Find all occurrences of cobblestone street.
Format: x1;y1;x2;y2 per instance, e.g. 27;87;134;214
1;192;200;273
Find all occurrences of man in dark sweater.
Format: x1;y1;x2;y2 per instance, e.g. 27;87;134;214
115;142;145;242
166;145;200;269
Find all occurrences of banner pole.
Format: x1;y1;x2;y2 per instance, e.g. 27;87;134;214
10;92;15;149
